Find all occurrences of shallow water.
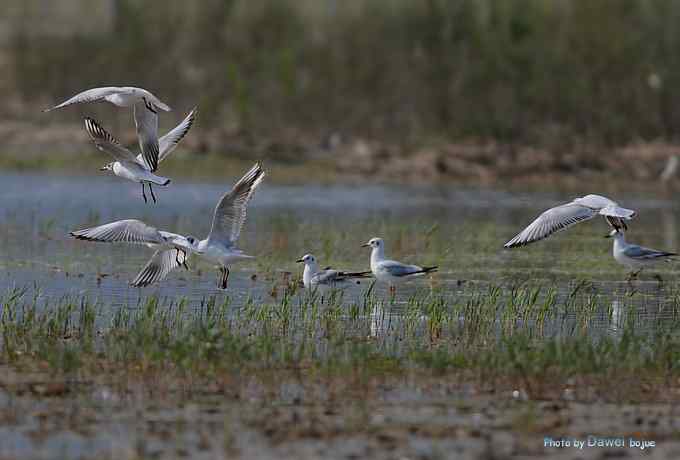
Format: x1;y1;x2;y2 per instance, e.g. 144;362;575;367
1;171;679;336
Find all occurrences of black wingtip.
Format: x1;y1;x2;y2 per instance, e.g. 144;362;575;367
422;266;438;274
83;116;102;134
142;97;158;114
70;234;92;241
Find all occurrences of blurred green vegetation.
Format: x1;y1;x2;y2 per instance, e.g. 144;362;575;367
6;0;680;148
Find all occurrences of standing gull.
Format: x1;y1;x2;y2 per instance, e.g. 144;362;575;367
362;237;437;294
84;105;197;203
296;253;371;289
43;86;171;112
504;194;637;248
133;162;265;289
606;229;676;282
70;219;198;282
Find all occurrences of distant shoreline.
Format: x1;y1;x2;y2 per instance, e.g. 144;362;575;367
1;120;678;190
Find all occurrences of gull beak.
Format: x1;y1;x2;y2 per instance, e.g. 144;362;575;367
604;234;612;239
99;166;108;171
295;259;304;263
361;243;370;247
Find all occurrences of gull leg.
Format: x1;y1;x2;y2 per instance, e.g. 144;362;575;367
141;183;147;203
221;267;230;289
217;266;230;289
181;248;189;270
389;285;396;296
654;273;664;284
149;184;157;203
217;267;224;288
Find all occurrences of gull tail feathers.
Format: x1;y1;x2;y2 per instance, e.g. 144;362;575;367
419;266;438;274
341;270;373;278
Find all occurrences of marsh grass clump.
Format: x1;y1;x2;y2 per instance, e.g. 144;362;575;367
1;281;680;400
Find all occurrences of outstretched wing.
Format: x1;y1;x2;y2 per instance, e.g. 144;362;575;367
70;219;164;245
504;203;597;248
133;99;160;171
83;117;141;165
130;249;186;287
158;107;197;163
208;162;265;245
44;87;120;112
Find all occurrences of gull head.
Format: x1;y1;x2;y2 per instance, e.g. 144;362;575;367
362;237;383;249
296;254;316;266
186;235;203;253
100;162;114;172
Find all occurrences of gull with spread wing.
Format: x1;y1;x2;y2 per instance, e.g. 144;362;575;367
133;162;265;289
69;219;199;282
44;86;171;112
84;105;197;203
296;254;372;289
606;229;676;282
504;194;637;248
362;237;437;294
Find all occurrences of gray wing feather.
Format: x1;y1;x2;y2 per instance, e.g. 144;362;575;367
600;205;636;220
380;261;423;277
133;88;171;112
311;270;342;285
133;100;160;171
158;107;197;162
313;269;370;285
504;203;596;248
208;162;265;245
574;194;616;208
83;117;141;165
131;249;184;287
623;245;675;260
70;219;164;245
44;87;120;111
